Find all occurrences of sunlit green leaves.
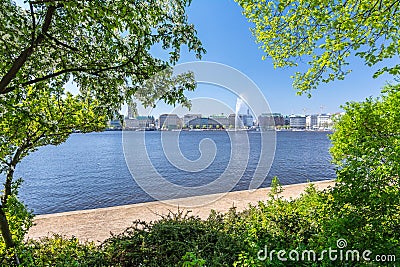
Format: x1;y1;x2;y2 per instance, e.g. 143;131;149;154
0;82;108;176
328;83;400;254
0;0;205;110
236;0;400;95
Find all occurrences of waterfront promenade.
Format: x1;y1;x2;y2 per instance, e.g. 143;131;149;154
28;180;334;243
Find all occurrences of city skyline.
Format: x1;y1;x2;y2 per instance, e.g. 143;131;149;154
118;110;337;131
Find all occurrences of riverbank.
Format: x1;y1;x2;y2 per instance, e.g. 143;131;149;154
27;180;334;243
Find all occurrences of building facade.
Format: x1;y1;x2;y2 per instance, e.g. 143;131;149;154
306;115;318;130
289;115;306;129
209;115;229;128
183;114;202;127
317;114;332;128
258;113;284;129
239;114;254;128
228;114;236;128
158;114;181;130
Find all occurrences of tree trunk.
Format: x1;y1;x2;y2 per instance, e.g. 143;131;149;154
2;168;14;206
0;207;14;249
0;167;15;249
0;203;20;265
0;166;20;264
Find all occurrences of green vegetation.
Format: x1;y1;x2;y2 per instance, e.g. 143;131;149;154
0;0;203;263
329;83;400;258
1;179;398;266
1;0;399;266
0;0;204;105
2;84;399;266
0;85;107;263
236;0;400;96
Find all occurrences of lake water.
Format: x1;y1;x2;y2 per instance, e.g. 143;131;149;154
13;131;335;214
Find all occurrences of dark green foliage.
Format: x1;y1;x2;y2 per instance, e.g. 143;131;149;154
101;210;242;267
18;235;102;267
327;83;400;261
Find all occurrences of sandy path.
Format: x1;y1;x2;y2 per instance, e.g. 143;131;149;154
27;180;334;243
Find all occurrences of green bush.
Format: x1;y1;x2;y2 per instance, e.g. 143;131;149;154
19;235;103;267
328;83;400;259
101;210;242;267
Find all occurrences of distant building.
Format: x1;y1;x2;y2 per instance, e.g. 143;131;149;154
137;116;155;128
272;113;285;126
209;114;229;128
124;116;155;130
226;112;253;129
108;119;122;130
127;104;136;119
306;115;318;129
284;115;290;126
159;114;181;130
239;114;254;128
125;118;139;129
258;113;284;129
108;113;123;130
242;109;254;128
289;115;306;129
228;114;236;128
317;114;332;128
183;114;201;127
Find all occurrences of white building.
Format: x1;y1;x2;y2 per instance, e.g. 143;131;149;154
125;118;139;129
317;114;332;128
306;115;318;129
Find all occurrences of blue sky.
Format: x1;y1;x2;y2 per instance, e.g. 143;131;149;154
157;0;396;116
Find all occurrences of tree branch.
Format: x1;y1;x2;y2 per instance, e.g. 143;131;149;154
0;5;57;95
29;0;74;4
3;53;141;92
29;2;36;47
44;33;79;51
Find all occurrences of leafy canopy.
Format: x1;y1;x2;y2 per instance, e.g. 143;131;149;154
236;0;400;96
0;84;107;174
330;83;400;206
0;80;108;256
328;83;400;253
0;0;205;112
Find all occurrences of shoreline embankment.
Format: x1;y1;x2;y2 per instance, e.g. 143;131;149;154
28;180;335;243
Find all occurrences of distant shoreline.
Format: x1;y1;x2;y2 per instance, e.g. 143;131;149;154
104;128;334;132
28;180;335;243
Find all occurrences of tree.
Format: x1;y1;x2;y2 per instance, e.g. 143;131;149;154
1;2;204;262
328;83;400;255
0;0;205;111
0;72;199;266
236;0;400;96
0;82;107;262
